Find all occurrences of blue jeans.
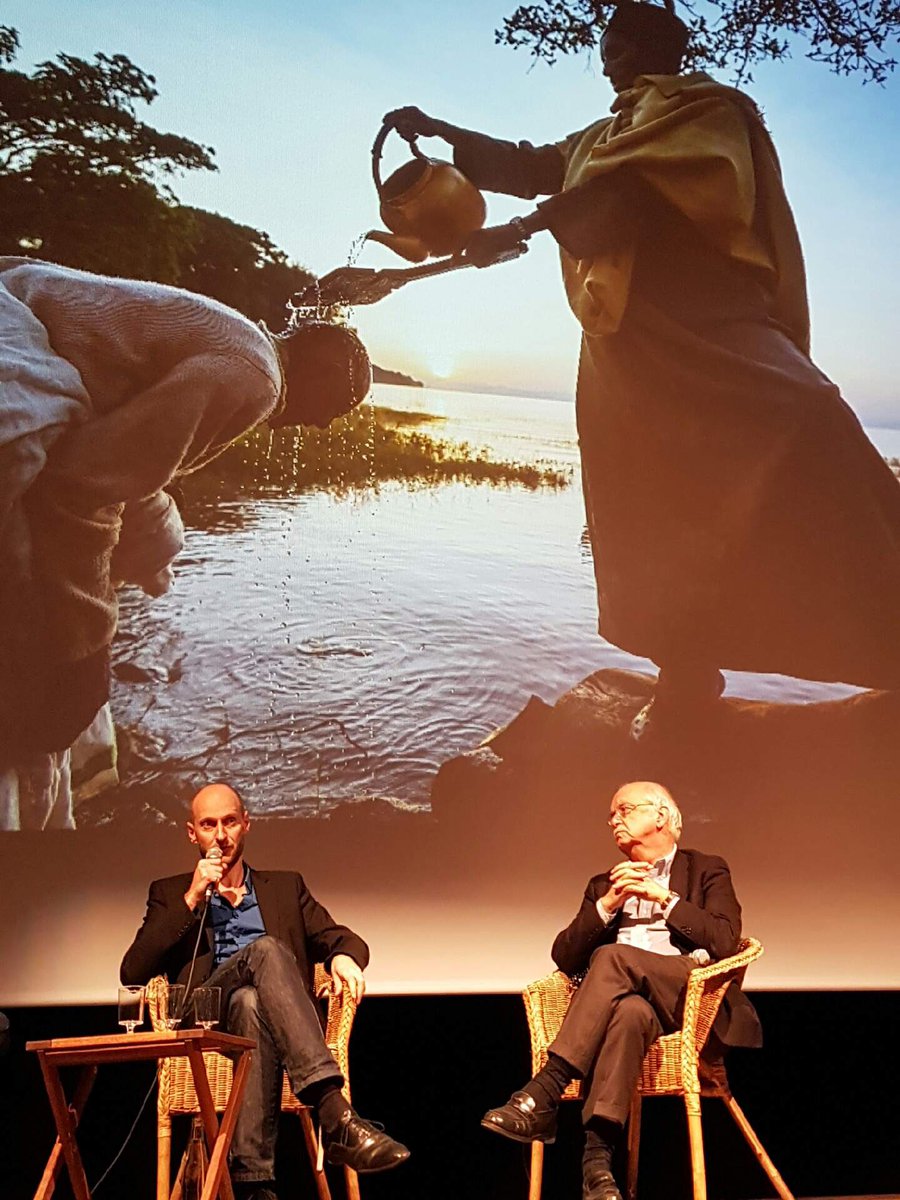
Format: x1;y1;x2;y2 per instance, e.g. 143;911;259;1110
200;936;342;1183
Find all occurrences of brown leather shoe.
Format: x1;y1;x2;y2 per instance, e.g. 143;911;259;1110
481;1090;558;1144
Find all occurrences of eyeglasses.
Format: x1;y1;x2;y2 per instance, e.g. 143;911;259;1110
607;801;658;827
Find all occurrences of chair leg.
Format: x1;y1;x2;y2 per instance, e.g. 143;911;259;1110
298;1109;332;1200
626;1092;642;1200
528;1140;544;1200
683;1094;706;1200
343;1165;361;1200
158;1110;172;1200
170;1152;187;1200
721;1094;795;1200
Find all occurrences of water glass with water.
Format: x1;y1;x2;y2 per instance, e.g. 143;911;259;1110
192;986;221;1030
117;985;145;1034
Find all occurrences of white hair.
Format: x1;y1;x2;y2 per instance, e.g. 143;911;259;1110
615;780;683;840
649;783;683;840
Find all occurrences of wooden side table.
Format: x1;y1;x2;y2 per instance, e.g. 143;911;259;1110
27;1029;255;1200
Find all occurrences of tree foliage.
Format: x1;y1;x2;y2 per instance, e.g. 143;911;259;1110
0;27;314;324
0;31;215;191
496;0;900;83
177;207;314;330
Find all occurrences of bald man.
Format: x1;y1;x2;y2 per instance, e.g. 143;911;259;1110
121;783;409;1200
481;781;761;1200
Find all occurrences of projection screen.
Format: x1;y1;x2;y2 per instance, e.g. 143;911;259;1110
2;5;900;1006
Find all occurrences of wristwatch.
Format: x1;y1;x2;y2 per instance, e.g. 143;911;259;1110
509;216;532;242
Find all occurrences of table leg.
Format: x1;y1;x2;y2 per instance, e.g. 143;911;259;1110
186;1046;235;1200
200;1051;252;1200
34;1058;96;1200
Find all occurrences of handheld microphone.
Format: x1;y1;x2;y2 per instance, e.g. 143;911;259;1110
204;845;224;900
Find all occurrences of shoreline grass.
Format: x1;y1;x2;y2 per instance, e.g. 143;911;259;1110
179;403;572;507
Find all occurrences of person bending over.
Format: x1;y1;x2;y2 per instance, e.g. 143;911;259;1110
0;258;370;825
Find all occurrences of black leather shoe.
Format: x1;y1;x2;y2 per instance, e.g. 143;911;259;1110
583;1167;622;1200
481;1090;558;1144
324;1111;410;1173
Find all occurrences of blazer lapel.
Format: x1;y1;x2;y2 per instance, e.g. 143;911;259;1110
670;848;689;898
252;869;282;942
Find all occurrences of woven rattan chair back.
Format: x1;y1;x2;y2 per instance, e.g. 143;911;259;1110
520;937;794;1200
147;967;360;1200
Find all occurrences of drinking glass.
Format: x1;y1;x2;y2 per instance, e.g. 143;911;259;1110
164;984;186;1030
117;985;145;1034
192;986;221;1030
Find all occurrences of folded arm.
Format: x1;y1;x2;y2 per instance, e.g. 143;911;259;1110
40;352;280;509
666;856;742;961
551;878;619;977
298;876;370;974
120;880;200;985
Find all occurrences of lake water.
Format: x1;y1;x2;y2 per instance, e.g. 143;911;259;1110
110;384;896;816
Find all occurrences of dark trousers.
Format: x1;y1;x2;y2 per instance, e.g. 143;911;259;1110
200;935;342;1182
549;943;692;1125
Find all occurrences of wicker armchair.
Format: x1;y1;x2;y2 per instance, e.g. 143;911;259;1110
521;938;794;1200
147;967;360;1200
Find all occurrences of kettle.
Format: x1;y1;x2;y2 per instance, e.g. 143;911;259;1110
365;122;486;262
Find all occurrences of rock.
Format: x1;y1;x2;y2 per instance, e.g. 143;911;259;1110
325;795;429;826
113;660;165;684
430;667;900;836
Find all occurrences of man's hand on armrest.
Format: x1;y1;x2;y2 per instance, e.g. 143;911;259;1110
330;954;366;1004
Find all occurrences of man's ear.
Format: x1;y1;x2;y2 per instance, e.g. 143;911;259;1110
656;805;668;829
187;820;198;846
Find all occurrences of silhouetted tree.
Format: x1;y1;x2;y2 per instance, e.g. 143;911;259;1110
178;207;315;329
0;26;214;277
496;0;900;83
0;27;315;323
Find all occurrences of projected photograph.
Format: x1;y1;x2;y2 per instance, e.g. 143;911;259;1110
2;2;899;999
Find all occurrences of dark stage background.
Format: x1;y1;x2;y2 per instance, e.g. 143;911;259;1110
4;991;897;1200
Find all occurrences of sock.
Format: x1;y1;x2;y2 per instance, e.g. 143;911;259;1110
298;1079;352;1133
522;1052;578;1108
583;1116;622;1174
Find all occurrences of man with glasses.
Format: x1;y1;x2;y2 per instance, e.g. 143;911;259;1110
481;780;761;1200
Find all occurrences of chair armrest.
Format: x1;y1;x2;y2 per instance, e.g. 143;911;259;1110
522;970;578;1075
314;962;358;1101
146;975;169;1032
680;937;762;1055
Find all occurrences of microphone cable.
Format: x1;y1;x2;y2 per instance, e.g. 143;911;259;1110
90;1074;157;1194
177;844;224;1022
179;886;214;1022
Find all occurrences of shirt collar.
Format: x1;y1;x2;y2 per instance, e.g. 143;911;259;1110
210;862;253;905
650;845;678;877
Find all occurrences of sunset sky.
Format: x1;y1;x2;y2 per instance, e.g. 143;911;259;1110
7;0;900;422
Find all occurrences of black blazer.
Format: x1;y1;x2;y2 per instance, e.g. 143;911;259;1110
552;848;762;1049
120;867;369;1000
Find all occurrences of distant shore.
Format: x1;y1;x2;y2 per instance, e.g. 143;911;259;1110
372;365;423;387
